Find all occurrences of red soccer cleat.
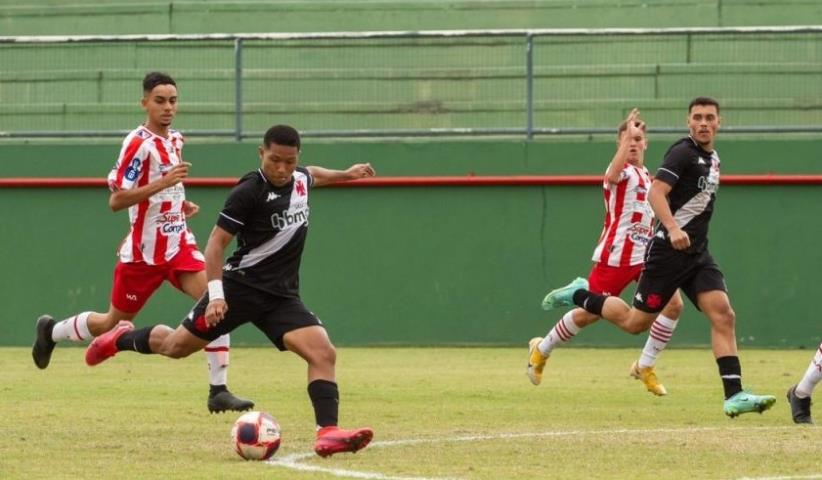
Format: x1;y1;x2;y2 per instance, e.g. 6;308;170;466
314;426;374;458
85;320;134;366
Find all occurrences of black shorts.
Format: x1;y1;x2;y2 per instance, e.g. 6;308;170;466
182;279;323;351
633;243;727;313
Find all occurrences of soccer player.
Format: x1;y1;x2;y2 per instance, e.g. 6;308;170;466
527;109;684;396
31;72;253;414
84;124;376;457
542;97;777;418
787;342;821;424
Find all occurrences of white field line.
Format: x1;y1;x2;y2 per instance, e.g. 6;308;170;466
266;425;819;480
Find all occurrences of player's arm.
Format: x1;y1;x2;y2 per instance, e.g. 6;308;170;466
306;163;375;187
605;109;643;184
109;162;191;211
648;179;690;250
203;225;235;327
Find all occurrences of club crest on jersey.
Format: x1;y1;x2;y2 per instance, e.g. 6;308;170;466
296;179;306;196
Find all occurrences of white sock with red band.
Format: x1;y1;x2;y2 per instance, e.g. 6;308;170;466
538;311;581;356
51;312;92;342
205;334;230;386
638;314;678;369
796;343;822;398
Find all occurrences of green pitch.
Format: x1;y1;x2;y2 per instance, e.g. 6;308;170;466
1;347;820;479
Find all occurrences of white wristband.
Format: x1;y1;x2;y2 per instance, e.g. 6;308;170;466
207;280;225;300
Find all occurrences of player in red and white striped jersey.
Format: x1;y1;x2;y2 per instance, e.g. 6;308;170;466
32;72;253;413
527;109;684;395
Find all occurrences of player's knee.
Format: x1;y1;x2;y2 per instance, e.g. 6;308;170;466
162;339;196;359
625;322;646;335
714;306;736;329
312;343;336;367
663;298;684;319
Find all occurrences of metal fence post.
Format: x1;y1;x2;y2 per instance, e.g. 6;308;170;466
526;33;534;141
234;38;243;142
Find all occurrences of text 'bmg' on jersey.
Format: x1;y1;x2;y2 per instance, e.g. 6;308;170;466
216;167;314;297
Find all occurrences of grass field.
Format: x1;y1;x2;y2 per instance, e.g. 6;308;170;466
1;346;820;479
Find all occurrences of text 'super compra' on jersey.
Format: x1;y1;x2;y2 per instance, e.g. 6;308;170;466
653;136;720;253
215;167;314;298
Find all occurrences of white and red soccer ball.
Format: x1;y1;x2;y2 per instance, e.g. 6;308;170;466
231;411;281;460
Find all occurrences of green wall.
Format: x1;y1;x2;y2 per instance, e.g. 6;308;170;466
1;138;821;348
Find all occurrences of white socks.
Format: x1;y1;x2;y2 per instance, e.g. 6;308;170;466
538;311;581;356
51;312;92;342
796;344;822;398
205;334;231;386
638;314;678;369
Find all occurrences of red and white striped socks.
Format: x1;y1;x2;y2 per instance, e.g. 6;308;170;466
796;343;822;398
538;311;582;356
638;314;678;369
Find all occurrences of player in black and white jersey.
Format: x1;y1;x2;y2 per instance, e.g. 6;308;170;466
542;97;776;418
85;125;376;457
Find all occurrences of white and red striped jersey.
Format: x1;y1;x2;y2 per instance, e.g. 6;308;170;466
107;125;197;265
591;164;654;267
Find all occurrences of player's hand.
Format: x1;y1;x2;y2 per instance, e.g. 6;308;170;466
345;163;375;180
668;227;691;250
183;200;200;218
205;298;228;327
161;162;191;188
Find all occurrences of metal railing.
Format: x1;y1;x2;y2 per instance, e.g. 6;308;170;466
2;26;822;140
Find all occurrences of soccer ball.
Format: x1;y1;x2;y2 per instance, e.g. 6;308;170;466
231;411;281;460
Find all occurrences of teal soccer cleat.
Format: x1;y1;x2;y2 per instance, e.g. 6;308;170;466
723;391;777;418
541;277;589;311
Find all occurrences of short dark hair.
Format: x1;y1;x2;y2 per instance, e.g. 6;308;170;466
143;72;176;94
689;96;720;114
263;125;301;150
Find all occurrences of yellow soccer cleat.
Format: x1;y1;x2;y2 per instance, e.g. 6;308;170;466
629;360;668;396
526;337;548;385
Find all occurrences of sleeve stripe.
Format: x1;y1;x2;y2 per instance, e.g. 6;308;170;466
657;168;679;179
219;212;245;225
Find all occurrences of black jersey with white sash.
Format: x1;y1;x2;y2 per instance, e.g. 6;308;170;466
216;167;313;297
653;136;720;254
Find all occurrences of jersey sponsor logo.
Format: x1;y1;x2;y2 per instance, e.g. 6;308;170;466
267;192;280;202
296;179;307;196
271;205;309;230
157;212;186;235
124;157;141;181
697;157;720;194
628;223;653;245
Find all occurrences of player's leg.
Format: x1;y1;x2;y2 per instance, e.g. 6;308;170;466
695;285;775;417
175;269;253;413
32;261;162;369
265;299;372;457
787;341;820;424
528;263;628;385
630;290;684;396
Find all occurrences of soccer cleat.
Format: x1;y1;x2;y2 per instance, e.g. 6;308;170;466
32;315;57;369
85;320;133;366
208;390;255;414
629;360;668;396
541;277;589;311
723;390;777;418
314;426;374;458
786;385;813;424
526;337;548;385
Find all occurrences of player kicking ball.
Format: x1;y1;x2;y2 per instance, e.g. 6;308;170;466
86;124;374;456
